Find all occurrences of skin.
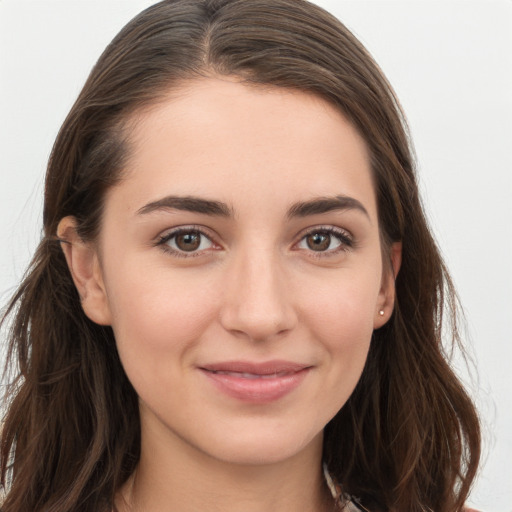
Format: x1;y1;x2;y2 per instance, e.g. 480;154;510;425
59;77;401;512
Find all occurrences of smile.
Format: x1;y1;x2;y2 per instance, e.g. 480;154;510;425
199;361;312;403
209;370;291;379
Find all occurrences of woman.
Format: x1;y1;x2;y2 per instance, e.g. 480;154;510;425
0;0;481;511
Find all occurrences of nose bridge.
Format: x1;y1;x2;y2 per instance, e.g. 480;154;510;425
219;241;297;341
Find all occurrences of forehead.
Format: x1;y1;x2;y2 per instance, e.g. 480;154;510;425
116;77;376;220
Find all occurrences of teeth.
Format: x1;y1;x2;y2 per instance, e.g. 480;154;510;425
212;370;288;379
241;372;261;379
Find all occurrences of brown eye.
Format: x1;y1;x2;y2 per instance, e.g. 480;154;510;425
297;228;351;255
175;232;201;252
306;232;331;251
159;229;215;255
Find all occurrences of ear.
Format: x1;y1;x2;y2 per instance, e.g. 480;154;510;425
373;241;402;329
57;216;112;326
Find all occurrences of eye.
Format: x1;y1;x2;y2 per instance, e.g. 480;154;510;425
157;227;216;256
296;227;353;254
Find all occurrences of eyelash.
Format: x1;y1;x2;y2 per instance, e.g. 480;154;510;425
155;225;354;258
156;226;218;258
296;226;354;258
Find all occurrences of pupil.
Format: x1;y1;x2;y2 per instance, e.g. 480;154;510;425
307;233;330;251
176;232;200;251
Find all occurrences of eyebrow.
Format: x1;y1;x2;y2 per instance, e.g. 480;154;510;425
137;195;233;217
286;195;369;220
137;194;369;220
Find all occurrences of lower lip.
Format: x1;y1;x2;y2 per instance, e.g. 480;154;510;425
200;368;310;403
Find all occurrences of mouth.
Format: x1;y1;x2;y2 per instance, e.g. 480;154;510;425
199;360;312;403
207;370;293;379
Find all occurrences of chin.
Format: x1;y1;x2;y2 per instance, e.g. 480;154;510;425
195;426;324;467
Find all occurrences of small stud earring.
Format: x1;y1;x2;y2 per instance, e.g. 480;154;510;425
379;310;385;316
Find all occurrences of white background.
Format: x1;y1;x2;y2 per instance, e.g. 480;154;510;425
1;1;511;510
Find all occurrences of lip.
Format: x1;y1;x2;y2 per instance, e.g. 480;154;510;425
199;360;311;403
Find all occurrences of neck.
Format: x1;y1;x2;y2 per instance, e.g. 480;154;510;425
116;414;334;512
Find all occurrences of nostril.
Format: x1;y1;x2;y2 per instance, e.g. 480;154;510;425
219;299;297;342
218;255;298;340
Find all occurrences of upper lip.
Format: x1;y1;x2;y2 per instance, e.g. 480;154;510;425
199;360;311;375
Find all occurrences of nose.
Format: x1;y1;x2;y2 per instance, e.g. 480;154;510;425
219;246;298;342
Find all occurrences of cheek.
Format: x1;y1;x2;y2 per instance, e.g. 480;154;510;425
103;258;219;370
295;266;380;403
297;266;381;342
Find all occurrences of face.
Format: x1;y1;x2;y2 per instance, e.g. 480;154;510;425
62;77;397;467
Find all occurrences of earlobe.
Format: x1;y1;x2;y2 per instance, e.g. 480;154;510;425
57;217;112;326
374;241;402;329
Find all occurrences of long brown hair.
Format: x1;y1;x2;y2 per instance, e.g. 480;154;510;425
0;1;480;511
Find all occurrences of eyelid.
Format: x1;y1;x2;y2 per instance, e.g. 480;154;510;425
153;224;355;259
155;225;222;257
293;225;355;256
